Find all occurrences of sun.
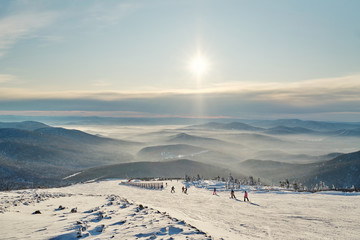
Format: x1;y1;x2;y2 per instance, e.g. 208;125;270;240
190;54;208;77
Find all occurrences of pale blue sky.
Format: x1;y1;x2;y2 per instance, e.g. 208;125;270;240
0;0;360;120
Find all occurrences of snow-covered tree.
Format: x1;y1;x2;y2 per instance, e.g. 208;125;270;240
286;179;290;189
292;181;299;192
249;176;254;185
196;174;201;181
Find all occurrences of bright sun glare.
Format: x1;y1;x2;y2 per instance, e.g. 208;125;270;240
190;54;208;77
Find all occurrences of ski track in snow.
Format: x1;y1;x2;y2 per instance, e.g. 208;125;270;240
1;180;360;240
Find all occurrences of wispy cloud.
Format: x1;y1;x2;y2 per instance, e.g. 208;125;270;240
92;80;112;88
84;1;141;26
209;74;360;106
0;74;16;83
0;110;143;117
0;11;58;57
0;110;232;119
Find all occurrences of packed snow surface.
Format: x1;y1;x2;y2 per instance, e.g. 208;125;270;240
1;180;360;239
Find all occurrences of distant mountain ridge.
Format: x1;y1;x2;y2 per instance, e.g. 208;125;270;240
264;126;316;135
238;150;360;188
190;122;264;131
64;159;242;182
169;133;222;143
0;121;139;189
187;120;360;137
251;119;360;131
34;127;137;145
168;133;243;150
332;128;360;137
137;144;206;161
301;150;360;188
0;121;49;130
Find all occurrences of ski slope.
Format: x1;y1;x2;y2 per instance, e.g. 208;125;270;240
1;179;360;239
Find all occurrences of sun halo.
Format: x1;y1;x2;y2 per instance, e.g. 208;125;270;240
190;55;208;77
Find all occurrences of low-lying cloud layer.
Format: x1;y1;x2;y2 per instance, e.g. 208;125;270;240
0;75;359;121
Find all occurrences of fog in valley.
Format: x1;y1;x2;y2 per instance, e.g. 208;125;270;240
57;120;360;186
1;119;359;190
64;122;359;162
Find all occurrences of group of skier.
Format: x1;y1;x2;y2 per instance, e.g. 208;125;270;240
181;186;188;194
170;186;189;194
229;188;249;201
171;185;250;202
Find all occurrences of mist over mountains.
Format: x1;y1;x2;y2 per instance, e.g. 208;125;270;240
191;120;360;136
239;150;360;188
0;119;359;190
189;122;265;131
64;159;238;183
250;119;360;131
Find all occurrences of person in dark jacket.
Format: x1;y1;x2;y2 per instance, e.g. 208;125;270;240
230;189;236;199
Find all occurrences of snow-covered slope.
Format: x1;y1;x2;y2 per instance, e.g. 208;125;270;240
1;180;360;239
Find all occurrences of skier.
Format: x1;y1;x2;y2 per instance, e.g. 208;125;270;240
171;186;175;193
213;187;217;195
244;191;249;202
230;189;236;199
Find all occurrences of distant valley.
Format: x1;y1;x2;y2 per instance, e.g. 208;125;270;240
0;119;359;190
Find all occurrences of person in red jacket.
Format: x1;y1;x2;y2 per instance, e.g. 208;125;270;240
244;191;249;202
